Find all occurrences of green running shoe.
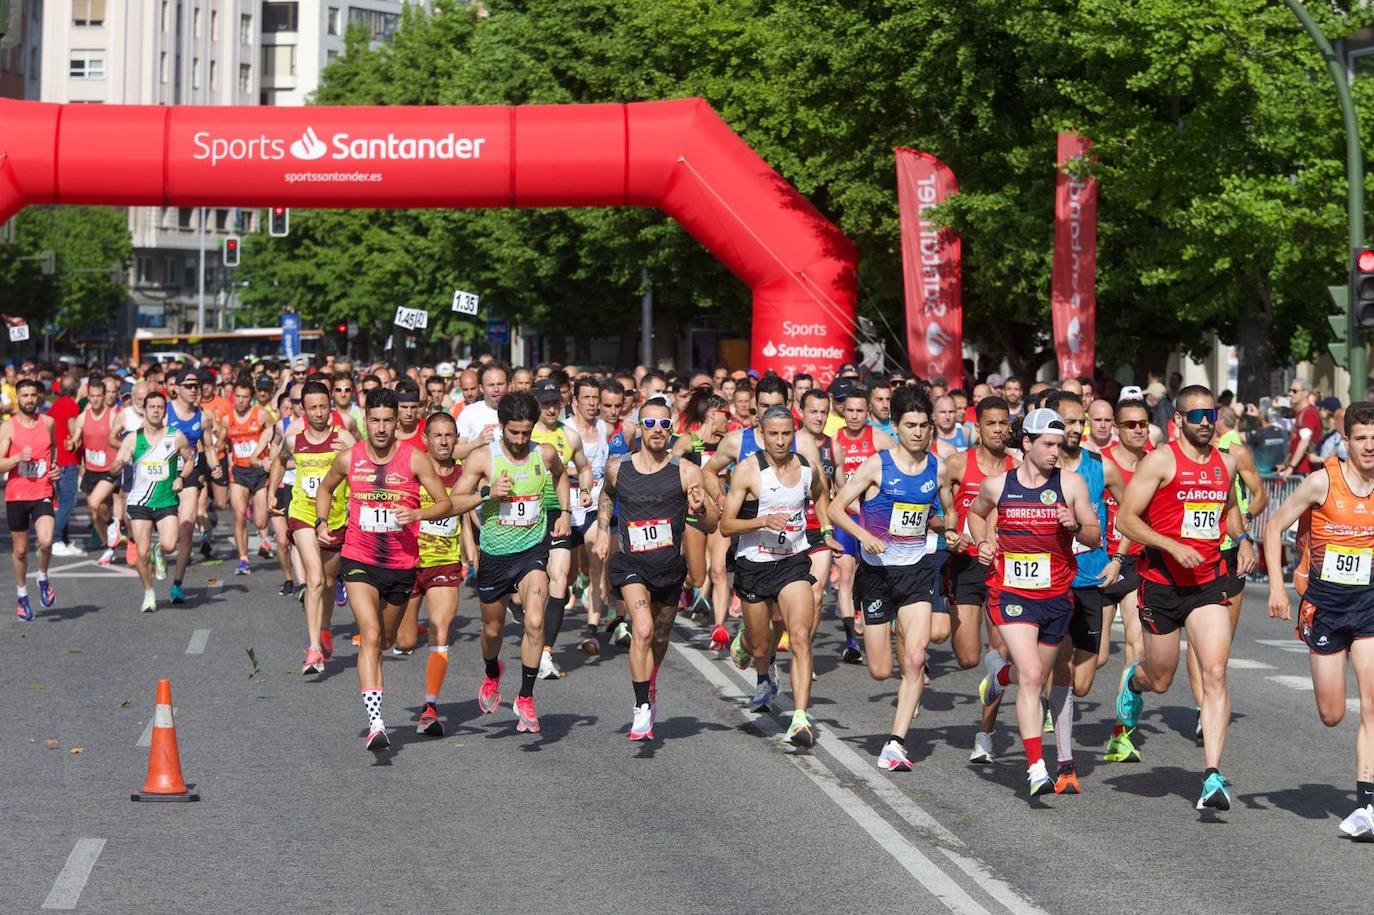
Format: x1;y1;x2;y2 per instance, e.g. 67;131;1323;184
730;628;751;670
1103;728;1142;763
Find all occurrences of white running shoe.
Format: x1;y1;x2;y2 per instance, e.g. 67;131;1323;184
153;547;166;581
878;740;912;772
52;542;83;557
140;589;157;613
748;679;772;712
1027;759;1053;797
969;731;994;764
97;548;115;566
538;648;565;681
629;703;654;741
1339;804;1374;841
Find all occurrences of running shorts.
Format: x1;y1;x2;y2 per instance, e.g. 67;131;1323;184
127;504;178;524
1102;555;1141;604
986;588;1073;646
856;558;936;625
1297;598;1374;654
1136;577;1230;636
340;557;416;607
6;498;53;531
1069;586;1106;653
945;551;989;606
231;465;269;494
412;562;464;596
733;554;814;603
79;469;120;495
476;547;549;605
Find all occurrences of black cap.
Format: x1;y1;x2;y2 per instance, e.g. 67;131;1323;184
532;378;561;403
826;377;853;398
176;369;198;386
197;369;216;385
255;375;275;390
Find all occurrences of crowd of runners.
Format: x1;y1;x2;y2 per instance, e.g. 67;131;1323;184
3;354;1373;838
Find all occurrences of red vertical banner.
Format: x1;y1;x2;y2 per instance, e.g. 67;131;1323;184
895;148;962;387
1050;133;1097;380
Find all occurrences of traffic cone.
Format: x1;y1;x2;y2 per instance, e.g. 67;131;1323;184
131;679;199;802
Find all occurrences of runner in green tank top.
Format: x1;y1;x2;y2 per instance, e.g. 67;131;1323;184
453;391;569;736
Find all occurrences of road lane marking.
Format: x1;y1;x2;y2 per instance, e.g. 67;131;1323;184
671;621;1045;915
1254;639;1308;654
42;838;105;910
185;629;210;655
1267;675;1314;691
1227;658;1276;670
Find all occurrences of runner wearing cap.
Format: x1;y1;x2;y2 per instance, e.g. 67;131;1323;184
1264;401;1374;839
967;407;1101;797
393;380;428;452
1114;385;1255;810
529;377;594;675
1;379;58;620
165;369;211;602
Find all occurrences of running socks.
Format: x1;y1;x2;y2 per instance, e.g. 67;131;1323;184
841;616;856;640
1050;685;1073;764
1358;781;1373;808
889;734;905;747
173;578;183;589
1127;673;1143;694
996;664;1013;687
16;585;26;598
361;688;384;730
1023;735;1044;768
484;655;501;679
633;679;651;707
425;646;448;703
519;664;538;698
544;593;566;649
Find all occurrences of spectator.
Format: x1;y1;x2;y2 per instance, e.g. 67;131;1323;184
1278;378;1322;479
1316;396;1347;461
1248;407;1289;474
1146;381;1172;430
49;373;83;556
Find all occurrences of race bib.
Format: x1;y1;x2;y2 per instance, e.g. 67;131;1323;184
359;505;400;533
303;475;322;497
420;515;458;538
1181;502;1221;540
85;449;106;467
141;460;169;481
627;518;673;553
887;502;929;538
233;439;258;459
1003;551;1051;590
1321;544;1373;586
499;494;540;527
760;513;805;555
17;459;45;478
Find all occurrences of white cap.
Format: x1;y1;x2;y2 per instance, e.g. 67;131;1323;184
1117;385;1144;402
291;354;309;370
436;361;456;379
1021;407;1066;436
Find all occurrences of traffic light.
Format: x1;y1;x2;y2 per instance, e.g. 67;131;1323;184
1355;249;1374;328
334;321;348;347
223;235;240;267
269;207;289;237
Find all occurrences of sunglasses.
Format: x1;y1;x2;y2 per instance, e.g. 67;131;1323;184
1182;407;1217;424
641;417;672;430
1118;419;1149;430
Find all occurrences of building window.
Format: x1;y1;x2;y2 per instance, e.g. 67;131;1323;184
184;258;196;290
160;52;168;84
162;0;169;31
238;63;251;94
209;60;217;91
178;208;194;230
348;8;400;41
69;53;106;80
216;209;230;231
192;57;201;89
327;7;341;35
163;258;177;286
137;256;155;285
263;44;296;78
262;2;298;33
211;10;218;39
326;49;339;66
240;13;253;44
73;0;106;26
193;7;202;38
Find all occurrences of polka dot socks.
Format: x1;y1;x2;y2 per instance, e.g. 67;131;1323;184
361;688;384;731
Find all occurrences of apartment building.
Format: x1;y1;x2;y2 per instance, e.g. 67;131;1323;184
261;1;417;107
0;0;43;101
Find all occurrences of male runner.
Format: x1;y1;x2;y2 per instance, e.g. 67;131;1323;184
314;387;453;751
934;394;968;453
968;408;1100;796
166;370;211;602
1265;402;1374;839
868;380;895;439
942;396;1017;763
225;380;274;575
1114;385;1255;810
566;376;614;650
596;397;717;740
68;374;121;566
831;388;894;639
830;386;946;771
720;405;834;747
106;390;196;613
1084;399;1116;454
1;379;58;619
797;388;845;658
452;391;569;736
270;380;354;673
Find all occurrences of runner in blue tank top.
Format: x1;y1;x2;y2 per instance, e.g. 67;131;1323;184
830;386;951;773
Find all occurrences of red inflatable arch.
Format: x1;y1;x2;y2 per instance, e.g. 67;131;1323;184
0;97;856;379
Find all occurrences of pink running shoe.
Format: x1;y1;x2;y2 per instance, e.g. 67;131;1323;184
478;661;504;714
513;695;540;733
301;647;325;675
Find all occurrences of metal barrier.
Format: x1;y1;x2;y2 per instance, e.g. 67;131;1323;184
1250;474;1303;543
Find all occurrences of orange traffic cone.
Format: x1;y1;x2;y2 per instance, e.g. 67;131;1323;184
131;679;199;802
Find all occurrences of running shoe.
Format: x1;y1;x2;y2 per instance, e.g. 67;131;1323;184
878;740;912;772
1043;705;1054;733
841;637;864;664
301;647;325;675
390;646;413;656
612;619;631;648
16;594;33;622
1027;760;1054;797
478;661;504;714
513;695;540;733
417;702;444;737
199;537;213;559
279;579;295;597
629;703;654;741
169;583;186;605
97;548;115;566
580;629;601;657
969;731;994;764
1193;707;1203;742
1103;729;1142;763
320;629;334;662
335;578;347;606
1116;662;1143;729
125;539;137;566
235;558;250;576
538;648;566;681
37;578;55;608
730;629;751;671
351;633;362;646
767;663;780;697
366;727;390;752
709;624;729;653
691;591;712;619
297;585;306;605
786;710;815;748
258;542;273;559
1054;763;1081;795
140;589;157;613
51;541;82;557
978;649;1007;706
777;630;791;653
1196;772;1231;811
153;548;166;581
509;602;525;624
1339;805;1374;841
748;679;772;713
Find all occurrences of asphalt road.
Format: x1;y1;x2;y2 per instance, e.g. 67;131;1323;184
4;519;1370;913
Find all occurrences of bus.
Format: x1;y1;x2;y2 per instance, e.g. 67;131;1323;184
131;327;325;365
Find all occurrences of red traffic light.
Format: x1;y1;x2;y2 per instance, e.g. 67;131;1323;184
335;322;348;335
1358;250;1374;273
273;207;285;216
225;238;238;252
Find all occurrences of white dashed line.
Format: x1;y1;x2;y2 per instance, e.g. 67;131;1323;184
1226;658;1276;670
1267;675;1314;691
41;838;105;910
185;629;210;655
1254;639;1308;654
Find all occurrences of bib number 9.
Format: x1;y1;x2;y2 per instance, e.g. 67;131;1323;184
499;495;539;527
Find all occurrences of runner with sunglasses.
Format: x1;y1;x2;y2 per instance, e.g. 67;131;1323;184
1114;386;1255;810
